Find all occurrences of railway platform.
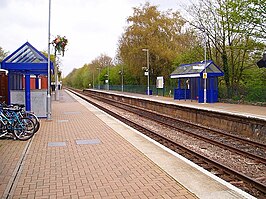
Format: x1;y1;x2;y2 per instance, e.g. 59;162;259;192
0;89;256;199
98;90;266;121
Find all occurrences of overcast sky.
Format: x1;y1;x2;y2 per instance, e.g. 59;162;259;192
0;0;193;76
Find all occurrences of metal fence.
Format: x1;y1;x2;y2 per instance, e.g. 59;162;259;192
94;84;266;104
95;85;175;97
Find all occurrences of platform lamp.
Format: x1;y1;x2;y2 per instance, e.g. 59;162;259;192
120;64;124;92
203;28;207;104
47;0;52;119
142;48;150;95
119;69;124;92
107;64;110;90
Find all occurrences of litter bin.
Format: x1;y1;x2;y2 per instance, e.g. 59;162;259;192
51;85;55;91
146;90;152;95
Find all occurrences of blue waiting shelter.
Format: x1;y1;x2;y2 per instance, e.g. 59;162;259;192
0;42;54;115
170;60;224;103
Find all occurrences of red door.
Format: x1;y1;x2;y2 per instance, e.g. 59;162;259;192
0;71;8;103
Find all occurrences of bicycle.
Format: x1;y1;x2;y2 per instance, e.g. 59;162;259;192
11;104;40;133
0;105;36;141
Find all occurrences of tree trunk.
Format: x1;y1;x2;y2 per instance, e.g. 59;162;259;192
222;52;230;97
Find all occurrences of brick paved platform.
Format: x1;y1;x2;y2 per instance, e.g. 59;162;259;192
0;90;197;199
69;90;256;199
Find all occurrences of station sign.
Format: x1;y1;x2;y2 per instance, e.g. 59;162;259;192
156;76;164;88
193;65;205;70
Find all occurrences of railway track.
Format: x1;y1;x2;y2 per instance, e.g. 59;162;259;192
68;88;266;198
81;89;266;162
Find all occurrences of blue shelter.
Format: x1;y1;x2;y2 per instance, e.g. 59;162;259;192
170;60;224;103
0;42;53;114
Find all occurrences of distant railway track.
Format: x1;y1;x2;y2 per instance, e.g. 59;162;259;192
67;88;266;198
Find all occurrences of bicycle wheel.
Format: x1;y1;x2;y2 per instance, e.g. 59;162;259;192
24;112;40;133
13;118;35;141
0;120;7;134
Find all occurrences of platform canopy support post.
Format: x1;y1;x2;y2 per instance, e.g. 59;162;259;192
25;74;31;111
35;75;39;89
7;72;11;104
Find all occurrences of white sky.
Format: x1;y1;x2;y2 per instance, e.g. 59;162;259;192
0;0;192;76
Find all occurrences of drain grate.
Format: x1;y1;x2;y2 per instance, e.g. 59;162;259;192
75;139;101;145
48;142;66;147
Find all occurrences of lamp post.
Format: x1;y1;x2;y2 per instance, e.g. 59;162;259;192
203;29;207;103
142;48;150;95
97;68;100;89
104;74;108;90
121;64;124;92
107;65;110;90
54;52;59;101
119;65;124;92
47;0;51;119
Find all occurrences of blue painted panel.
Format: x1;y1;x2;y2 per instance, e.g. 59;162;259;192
198;77;219;103
198;90;204;103
207;90;218;103
174;89;190;100
174;76;220;103
3;63;47;70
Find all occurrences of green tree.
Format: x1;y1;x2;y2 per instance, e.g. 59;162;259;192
173;30;204;66
0;47;8;62
72;68;85;88
188;0;265;97
227;0;265;40
63;68;77;87
64;54;114;89
91;54;113;87
117;2;188;86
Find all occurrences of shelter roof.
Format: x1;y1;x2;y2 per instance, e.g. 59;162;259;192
170;60;224;79
0;41;53;75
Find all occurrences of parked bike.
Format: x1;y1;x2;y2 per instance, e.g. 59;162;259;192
0;103;40;141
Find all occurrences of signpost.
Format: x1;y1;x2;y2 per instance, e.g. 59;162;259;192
156;76;164;96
